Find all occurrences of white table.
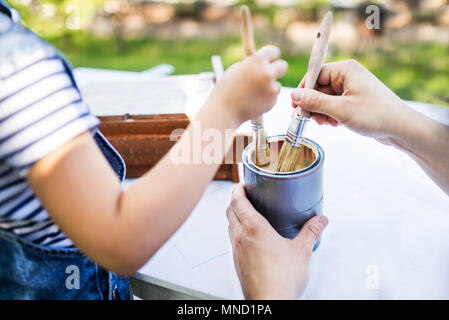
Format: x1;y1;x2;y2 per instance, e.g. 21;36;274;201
77;68;449;300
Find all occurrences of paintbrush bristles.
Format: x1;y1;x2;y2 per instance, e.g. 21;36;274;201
277;143;301;172
277;143;313;172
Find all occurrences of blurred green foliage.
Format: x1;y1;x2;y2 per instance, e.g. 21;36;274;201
47;33;449;105
5;0;449;105
8;0;106;36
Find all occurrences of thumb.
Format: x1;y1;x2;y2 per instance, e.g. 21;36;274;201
291;88;345;121
293;215;329;250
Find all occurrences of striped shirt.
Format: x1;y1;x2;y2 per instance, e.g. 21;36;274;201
0;47;99;247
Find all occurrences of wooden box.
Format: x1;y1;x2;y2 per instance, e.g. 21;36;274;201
78;67;250;182
98;113;251;182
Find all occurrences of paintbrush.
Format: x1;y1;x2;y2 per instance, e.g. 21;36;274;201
240;5;270;167
211;55;224;82
277;11;333;173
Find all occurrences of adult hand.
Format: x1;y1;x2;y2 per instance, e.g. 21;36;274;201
291;59;412;145
226;184;328;300
291;59;449;195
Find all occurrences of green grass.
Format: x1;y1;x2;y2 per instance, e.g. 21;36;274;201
48;33;449;106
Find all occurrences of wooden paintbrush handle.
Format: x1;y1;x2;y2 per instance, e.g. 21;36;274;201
241;5;263;127
211;55;224;82
301;12;333;118
305;12;332;89
241;6;256;57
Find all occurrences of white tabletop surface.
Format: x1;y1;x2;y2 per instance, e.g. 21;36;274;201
76;67;449;300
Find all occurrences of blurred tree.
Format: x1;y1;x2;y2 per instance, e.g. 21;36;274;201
7;0;107;51
7;0;106;35
295;0;332;21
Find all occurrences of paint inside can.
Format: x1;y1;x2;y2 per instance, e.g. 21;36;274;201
247;138;318;174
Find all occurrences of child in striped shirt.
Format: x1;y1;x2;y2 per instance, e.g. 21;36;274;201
0;1;287;299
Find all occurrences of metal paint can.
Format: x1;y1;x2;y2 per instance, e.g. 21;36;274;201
243;135;324;250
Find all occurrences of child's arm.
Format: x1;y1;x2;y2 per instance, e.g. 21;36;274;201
27;46;287;276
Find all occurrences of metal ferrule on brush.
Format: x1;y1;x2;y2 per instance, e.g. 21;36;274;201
251;122;270;166
285;113;310;148
252;123;264;131
252;124;268;149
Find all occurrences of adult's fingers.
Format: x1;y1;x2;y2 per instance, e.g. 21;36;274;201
291;88;347;121
254;45;281;63
298;73;322;90
293;215;329;251
315;62;336;86
312;113;339;126
316;84;335;96
226;206;241;230
291;85;335;114
316;61;359;94
231;184;260;224
227;206;242;251
312;113;327;125
326;116;339;126
296;74;334;91
271;59;288;79
230;184;271;236
298;59;358;96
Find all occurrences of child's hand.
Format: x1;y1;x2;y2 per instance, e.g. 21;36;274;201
210;45;287;126
291;59;412;144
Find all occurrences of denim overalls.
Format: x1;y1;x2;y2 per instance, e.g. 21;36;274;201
0;2;132;300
